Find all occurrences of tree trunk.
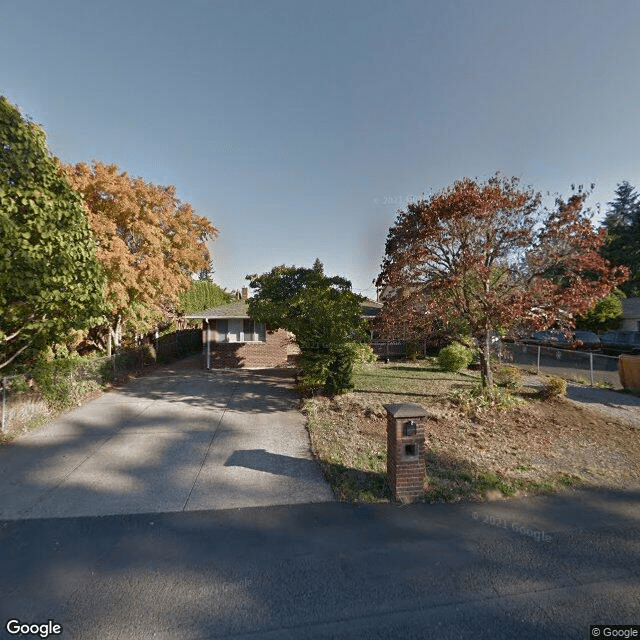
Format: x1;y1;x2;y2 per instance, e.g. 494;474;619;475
479;331;493;389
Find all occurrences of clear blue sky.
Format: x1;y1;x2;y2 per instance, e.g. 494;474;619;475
3;0;639;298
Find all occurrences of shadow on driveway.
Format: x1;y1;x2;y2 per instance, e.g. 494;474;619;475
0;357;333;520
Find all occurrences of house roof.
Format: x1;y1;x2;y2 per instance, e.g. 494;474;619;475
622;297;640;318
186;299;383;320
185;301;250;319
361;299;383;317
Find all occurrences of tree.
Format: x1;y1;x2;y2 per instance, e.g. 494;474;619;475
64;161;218;348
575;289;625;332
178;280;234;315
247;261;367;394
600;181;640;296
377;175;628;388
0;97;106;369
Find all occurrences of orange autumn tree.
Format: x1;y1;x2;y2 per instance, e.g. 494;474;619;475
376;175;628;388
65;161;218;350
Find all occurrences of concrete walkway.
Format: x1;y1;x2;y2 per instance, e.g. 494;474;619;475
0;357;333;520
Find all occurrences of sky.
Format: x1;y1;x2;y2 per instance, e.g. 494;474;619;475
2;0;639;299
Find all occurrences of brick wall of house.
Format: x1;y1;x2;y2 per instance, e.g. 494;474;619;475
203;325;300;369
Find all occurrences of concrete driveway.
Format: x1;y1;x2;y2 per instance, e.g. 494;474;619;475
0;357;333;520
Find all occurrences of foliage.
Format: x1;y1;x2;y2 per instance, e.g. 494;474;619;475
178;280;233;315
377;175;628;389
575;289;625;332
449;383;521;417
31;354;104;410
0;97;106;370
438;342;474;372
64;161;218;344
540;377;567;399
247;260;367;394
600;181;640;296
351;342;377;365
492;364;523;390
406;341;421;361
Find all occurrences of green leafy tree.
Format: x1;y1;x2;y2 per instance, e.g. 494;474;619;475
601;181;640;296
247;261;367;394
575;289;625;332
178;280;234;315
0;97;106;369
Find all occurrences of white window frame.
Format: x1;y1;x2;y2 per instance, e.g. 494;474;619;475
215;319;266;343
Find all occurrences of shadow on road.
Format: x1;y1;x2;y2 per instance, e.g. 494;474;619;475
1;488;639;638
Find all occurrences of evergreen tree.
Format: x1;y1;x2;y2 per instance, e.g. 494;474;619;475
601;181;640;296
179;280;234;314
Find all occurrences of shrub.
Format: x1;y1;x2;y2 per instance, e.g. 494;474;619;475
298;343;357;395
31;355;102;410
450;384;520;416
437;342;474;372
406;342;421;361
493;364;522;390
350;342;377;365
540;376;567;399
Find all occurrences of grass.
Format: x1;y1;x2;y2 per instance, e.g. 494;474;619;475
304;358;591;504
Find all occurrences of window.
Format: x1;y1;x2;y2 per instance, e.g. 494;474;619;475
215;319;266;342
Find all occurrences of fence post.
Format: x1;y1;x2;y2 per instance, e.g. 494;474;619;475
537;346;540;374
589;352;594;387
1;377;6;434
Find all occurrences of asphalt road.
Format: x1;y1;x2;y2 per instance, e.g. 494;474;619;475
1;487;639;639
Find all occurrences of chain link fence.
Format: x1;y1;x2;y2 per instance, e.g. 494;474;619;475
1;329;202;434
496;341;621;389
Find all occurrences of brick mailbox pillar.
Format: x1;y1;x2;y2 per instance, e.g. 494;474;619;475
384;403;428;502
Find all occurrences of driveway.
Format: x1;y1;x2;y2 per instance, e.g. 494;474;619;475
0;356;333;520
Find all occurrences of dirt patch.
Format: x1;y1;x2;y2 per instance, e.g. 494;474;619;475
423;393;640;490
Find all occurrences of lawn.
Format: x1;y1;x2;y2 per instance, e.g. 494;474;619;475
303;359;640;503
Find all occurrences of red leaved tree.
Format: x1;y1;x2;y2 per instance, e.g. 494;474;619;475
376;175;628;388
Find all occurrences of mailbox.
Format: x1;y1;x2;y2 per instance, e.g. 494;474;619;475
384;403;428;502
403;420;417;437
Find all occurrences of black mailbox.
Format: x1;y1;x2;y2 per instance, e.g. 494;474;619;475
403;420;417;437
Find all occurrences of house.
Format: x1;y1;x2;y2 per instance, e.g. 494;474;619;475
361;298;383;339
186;290;384;369
186;292;300;369
621;297;640;331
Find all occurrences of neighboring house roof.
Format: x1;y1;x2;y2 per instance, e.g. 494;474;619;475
186;301;250;319
187;299;383;320
361;299;383;318
622;297;640;318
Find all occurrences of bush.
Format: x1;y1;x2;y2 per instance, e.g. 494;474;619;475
406;342;421;361
298;343;357;395
449;384;520;417
350;342;377;365
437;342;474;372
540;377;567;399
493;364;522;390
31;355;103;410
